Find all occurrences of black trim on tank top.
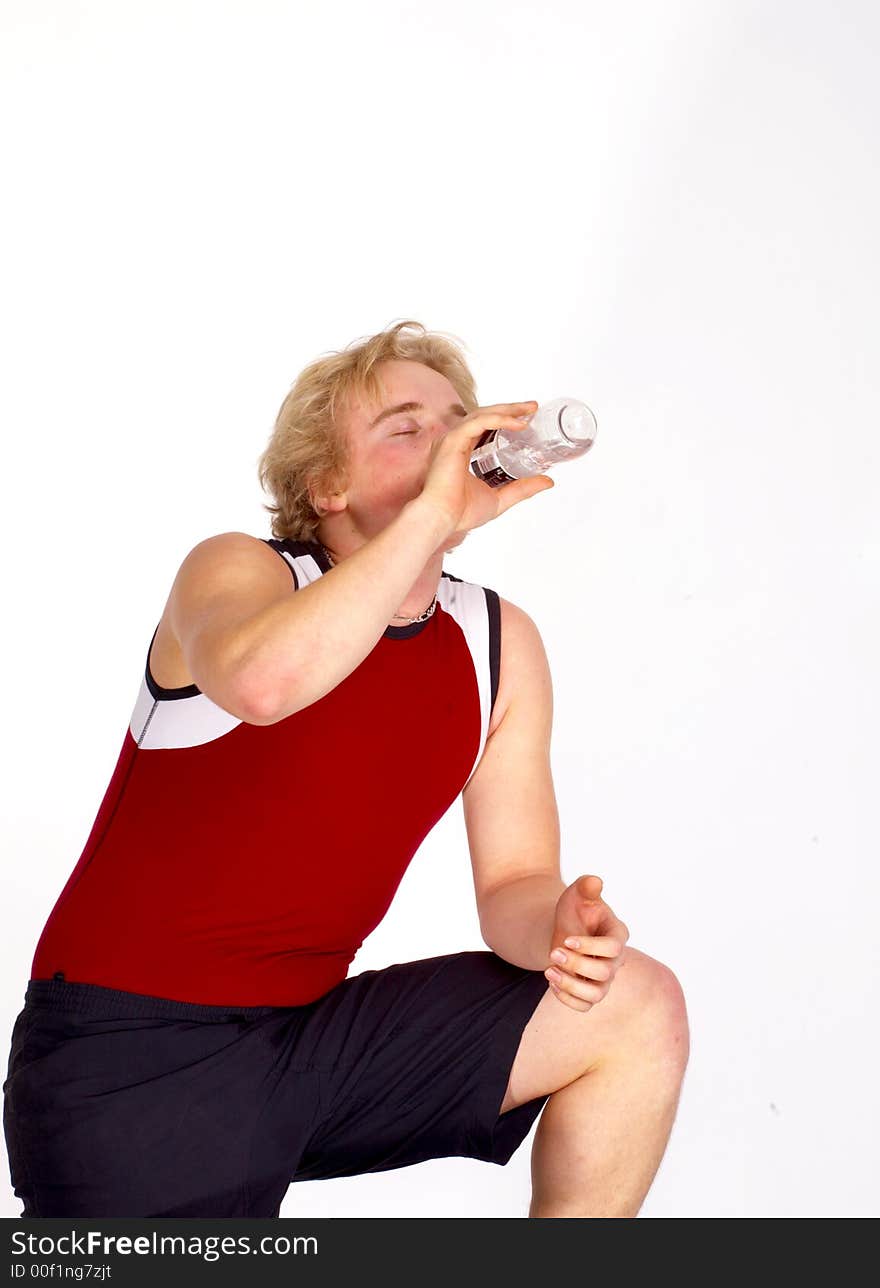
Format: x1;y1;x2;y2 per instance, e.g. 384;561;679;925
145;621;202;700
485;587;501;716
262;538;301;588
144;539;307;701
305;540;332;574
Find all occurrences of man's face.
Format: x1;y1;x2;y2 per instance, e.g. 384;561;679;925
331;359;470;536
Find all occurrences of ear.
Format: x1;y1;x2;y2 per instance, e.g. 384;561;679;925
309;475;348;516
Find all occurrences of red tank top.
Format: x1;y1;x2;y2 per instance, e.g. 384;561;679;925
30;539;501;1005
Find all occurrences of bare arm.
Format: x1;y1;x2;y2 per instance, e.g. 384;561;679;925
231;497;451;723
170;402;547;725
229;399;549;724
463;600;565;970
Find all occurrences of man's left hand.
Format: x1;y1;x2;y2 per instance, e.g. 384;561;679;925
545;874;629;1012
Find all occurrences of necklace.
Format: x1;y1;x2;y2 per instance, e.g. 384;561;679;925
319;544;438;624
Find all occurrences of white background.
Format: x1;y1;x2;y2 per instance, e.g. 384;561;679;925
1;0;877;1218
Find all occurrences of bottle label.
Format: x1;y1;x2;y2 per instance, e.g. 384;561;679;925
469;429;517;489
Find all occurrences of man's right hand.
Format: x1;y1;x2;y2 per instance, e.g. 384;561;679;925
416;401;555;541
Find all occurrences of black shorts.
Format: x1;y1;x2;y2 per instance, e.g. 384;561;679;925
3;950;552;1217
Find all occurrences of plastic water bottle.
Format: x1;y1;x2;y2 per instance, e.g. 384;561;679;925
469;396;598;488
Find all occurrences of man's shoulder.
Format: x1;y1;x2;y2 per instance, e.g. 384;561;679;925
496;592;540;632
490;594;552;735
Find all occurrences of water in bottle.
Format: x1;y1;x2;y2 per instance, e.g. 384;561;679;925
469;396;598;488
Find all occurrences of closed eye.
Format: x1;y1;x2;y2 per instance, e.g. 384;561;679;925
392;409;466;436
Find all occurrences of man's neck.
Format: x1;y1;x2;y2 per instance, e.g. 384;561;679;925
316;525;445;622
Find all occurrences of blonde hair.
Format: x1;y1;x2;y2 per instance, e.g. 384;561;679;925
257;318;480;542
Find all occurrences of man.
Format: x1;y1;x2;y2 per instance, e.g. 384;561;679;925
5;324;689;1218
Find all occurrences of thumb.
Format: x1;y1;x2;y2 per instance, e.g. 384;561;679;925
577;874;604;902
497;474;555;514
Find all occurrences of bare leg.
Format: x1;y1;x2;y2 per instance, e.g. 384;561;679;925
498;948;690;1218
528;1021;689;1217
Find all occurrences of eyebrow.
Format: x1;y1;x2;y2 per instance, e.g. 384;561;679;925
369;401;468;430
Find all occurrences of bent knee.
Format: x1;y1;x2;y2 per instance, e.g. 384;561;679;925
615;947;690;1057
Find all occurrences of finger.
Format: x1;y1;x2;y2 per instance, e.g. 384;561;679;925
552;950;613;983
479;401;538;414
548;982;593;1013
583;903;627;936
575;874;604;901
562;934;624;958
465;400;539;431
603;915;629;945
495;475;555;513
576;898;625;940
453;409;539;447
545;967;606;1006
